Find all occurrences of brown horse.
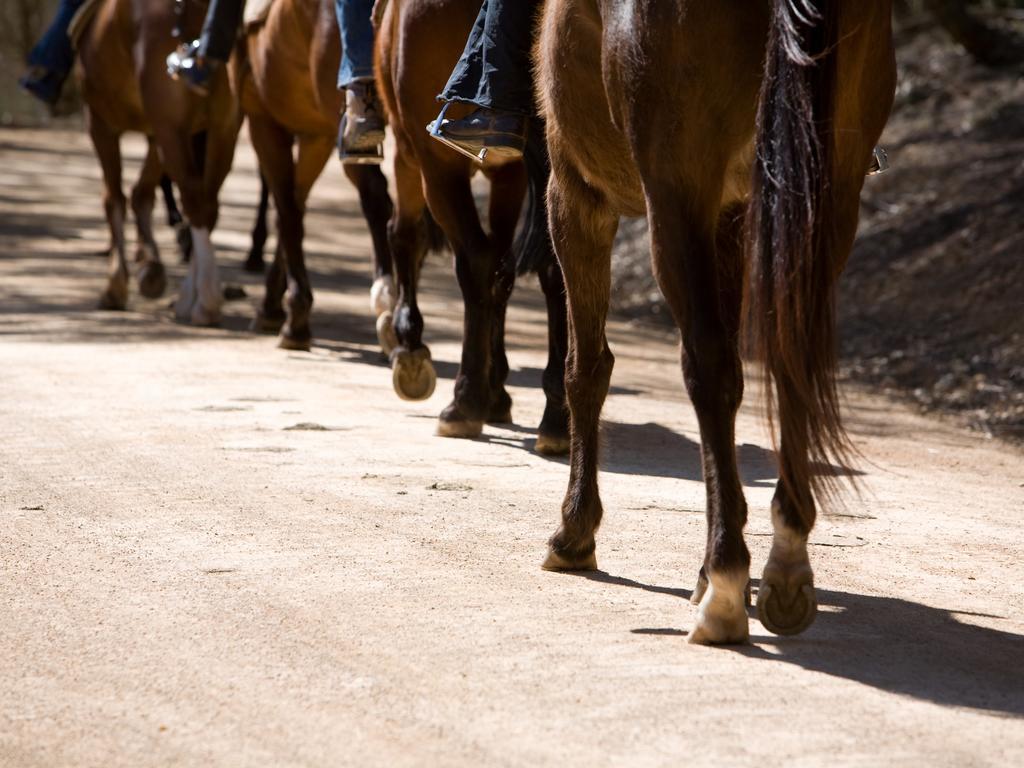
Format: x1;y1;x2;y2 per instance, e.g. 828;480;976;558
376;0;569;453
234;0;395;350
78;0;241;324
535;1;896;643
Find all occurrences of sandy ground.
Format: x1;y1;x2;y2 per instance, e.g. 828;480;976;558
1;128;1023;767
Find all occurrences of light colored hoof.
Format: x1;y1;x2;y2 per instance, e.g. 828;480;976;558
436;418;484;439
541;548;598;572
756;581;817;637
137;261;167;299
278;334;312;351
376;311;398;357
688;571;750;645
392;348;436;402
535;433;570;456
370;276;394;316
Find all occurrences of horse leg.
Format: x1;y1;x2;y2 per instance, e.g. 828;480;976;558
159;173;192;263
244;172;270;273
88;111;128;310
649;188;749;645
756;176;866;637
422;167;499;438
541;159;618;571
130;138;168;299
387;153;436;400
483;162;526;425
535;259;570;456
342;163;395;331
246;116;297;337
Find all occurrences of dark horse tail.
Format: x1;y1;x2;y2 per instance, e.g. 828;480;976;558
749;0;850;502
513;116;555;276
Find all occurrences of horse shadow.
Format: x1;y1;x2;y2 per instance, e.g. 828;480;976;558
575;570;1024;716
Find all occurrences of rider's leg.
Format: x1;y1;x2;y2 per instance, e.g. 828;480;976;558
166;0;245;95
336;0;385;164
427;0;541;164
19;0;87;106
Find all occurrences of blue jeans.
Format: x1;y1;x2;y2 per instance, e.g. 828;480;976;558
27;0;86;78
439;0;540;115
336;0;375;88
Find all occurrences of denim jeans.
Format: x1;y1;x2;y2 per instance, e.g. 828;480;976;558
197;0;244;62
335;0;376;88
26;0;86;78
439;0;541;116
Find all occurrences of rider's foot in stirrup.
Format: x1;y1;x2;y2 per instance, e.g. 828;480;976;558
339;80;386;165
166;40;215;96
427;104;527;165
18;66;63;107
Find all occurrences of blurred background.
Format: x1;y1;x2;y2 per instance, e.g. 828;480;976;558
1;0;1022;442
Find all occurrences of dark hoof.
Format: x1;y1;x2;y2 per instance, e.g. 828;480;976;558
98;287;127;311
757;581;817;636
243;253;265;273
391;348;437;402
137;261;167;299
487;408;513;425
250;311;285;334
278;329;312;351
223;284;248;301
535;433;570;456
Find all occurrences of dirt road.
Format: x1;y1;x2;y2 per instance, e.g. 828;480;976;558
1;129;1022;767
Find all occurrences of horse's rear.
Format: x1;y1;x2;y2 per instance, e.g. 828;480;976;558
78;0;169;308
376;0;569;452
237;0;394;351
78;0;242;324
536;0;896;643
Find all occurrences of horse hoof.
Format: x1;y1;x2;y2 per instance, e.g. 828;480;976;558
243;254;265;274
535;433;570;456
370;275;394;316
487;408;513;426
190;305;221;327
391;348;436;402
278;333;312;352
98;288;127;311
757;581;817;637
541;547;598;572
376;311;398;357
436;418;484;439
250;312;285;334
689;571;750;645
137;261;167;299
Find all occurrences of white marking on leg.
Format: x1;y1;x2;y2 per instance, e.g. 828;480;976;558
189;227;222;325
175;237;198;321
689;569;749;645
767;500;810;573
370;275;395;316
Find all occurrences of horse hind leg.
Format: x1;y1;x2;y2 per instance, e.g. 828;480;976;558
130;138;168;299
244;172;270;273
648;189;750;645
541;159;618;572
88;113;129;310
